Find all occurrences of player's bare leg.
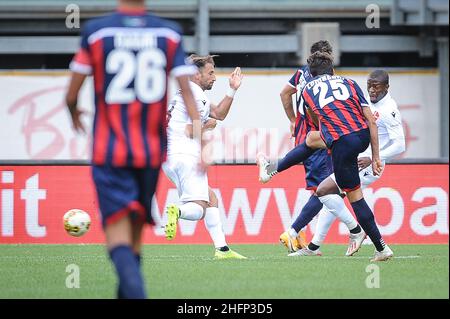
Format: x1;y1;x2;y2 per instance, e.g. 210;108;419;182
131;219;145;256
305;131;327;149
105;216;133;250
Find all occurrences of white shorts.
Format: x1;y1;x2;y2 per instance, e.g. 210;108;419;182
162;154;209;203
329;165;383;193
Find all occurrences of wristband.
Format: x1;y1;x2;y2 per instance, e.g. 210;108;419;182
226;88;236;98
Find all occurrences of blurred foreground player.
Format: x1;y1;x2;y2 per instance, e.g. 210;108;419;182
65;0;199;298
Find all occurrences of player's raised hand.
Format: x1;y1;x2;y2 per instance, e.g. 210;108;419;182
229;67;243;90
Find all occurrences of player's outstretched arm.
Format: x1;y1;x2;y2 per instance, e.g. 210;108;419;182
65;72;87;134
210;67;243;121
362;106;382;176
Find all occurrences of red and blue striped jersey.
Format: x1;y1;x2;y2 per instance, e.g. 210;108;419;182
287;66;317;146
300;74;369;148
70;8;196;168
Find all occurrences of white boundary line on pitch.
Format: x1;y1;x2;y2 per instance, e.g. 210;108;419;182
0;255;423;260
316;255;421;259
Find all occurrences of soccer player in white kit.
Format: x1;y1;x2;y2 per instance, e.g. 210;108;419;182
301;69;405;260
162;54;247;259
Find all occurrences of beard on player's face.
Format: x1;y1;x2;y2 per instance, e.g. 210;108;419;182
368;80;388;103
198;63;216;91
370;89;388;103
200;76;215;90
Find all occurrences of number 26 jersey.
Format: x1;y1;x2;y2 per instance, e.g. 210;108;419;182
70;9;196;168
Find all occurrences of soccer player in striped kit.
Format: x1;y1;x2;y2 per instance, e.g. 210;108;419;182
65;0;200;298
308;69;405;257
266;41;365;256
261;52;393;261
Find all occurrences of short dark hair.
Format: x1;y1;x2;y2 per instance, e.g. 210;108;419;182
307;51;334;77
369;69;389;84
310;40;333;55
188;54;219;69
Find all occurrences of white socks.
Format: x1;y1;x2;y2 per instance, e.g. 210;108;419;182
288;228;298;238
288;226;306;238
178;204;228;249
204;207;227;248
317;194;358;238
311;210;336;246
179;202;205;221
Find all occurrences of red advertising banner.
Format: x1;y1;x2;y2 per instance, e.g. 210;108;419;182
0;164;448;244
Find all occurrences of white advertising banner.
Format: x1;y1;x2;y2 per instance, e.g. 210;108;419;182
0;69;440;161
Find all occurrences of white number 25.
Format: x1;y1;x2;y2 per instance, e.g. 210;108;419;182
312;78;350;108
105;48;166;104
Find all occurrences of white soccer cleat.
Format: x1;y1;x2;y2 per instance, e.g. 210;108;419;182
256;152;275;183
370;245;394;262
288;247;322;257
345;230;367;256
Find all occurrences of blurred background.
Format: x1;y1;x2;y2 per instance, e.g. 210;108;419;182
0;0;448;162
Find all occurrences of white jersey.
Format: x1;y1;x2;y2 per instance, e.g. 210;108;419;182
166;81;211;157
359;92;405;162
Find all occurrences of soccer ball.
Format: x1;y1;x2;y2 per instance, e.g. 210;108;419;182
63;209;91;237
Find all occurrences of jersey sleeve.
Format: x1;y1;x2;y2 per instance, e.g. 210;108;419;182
288;70;300;88
352;80;370;107
288;69;310;93
69;24;93;75
381;103;405;140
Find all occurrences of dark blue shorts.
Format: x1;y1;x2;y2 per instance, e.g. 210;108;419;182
92;165;160;228
303;149;333;190
331;128;370;192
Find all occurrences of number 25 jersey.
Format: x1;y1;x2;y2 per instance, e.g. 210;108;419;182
300;74;369;148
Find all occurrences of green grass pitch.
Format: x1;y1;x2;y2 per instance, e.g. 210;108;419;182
0;244;448;299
